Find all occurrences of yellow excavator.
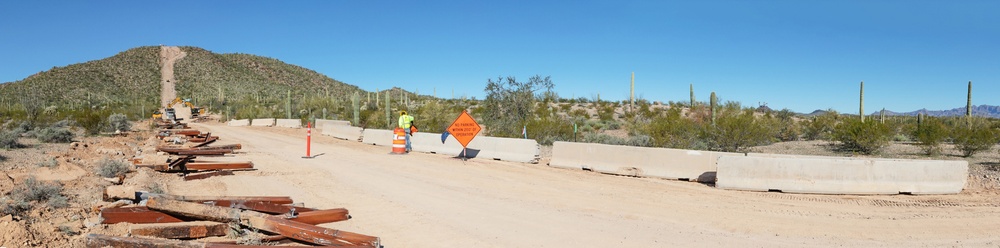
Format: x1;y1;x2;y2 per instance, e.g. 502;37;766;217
152;97;206;119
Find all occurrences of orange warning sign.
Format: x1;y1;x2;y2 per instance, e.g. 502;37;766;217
447;110;481;148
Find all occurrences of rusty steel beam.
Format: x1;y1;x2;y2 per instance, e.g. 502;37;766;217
174;149;235;155
129;221;228;239
198;200;316;215
186;161;253;170
85;234;276;248
167;195;294;205
100;206;184;224
183;170;235;181
288;208;350;225
146;196;379;247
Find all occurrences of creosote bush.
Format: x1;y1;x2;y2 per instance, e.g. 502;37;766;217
912;117;949;156
832;119;893;155
1;176;68;217
703;109;776;153
0;130;24;149
96;158;130;178
108;113;131;132
36;126;75;143
951;119;1000;158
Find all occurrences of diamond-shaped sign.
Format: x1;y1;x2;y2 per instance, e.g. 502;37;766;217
447;110;481;148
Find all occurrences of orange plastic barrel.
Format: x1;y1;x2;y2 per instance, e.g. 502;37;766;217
392;128;407;154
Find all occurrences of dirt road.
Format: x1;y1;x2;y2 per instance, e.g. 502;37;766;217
169;122;1000;247
159;46;185;108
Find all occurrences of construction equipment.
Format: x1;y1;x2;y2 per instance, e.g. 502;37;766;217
154;97;206;120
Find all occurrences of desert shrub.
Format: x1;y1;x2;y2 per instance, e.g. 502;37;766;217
36;126;75;143
480;75;554;137
73;107;112;135
108;113;131;132
1;176;68;216
635;108;705;150
832;119;893;155
37;157;58;168
803;111;838;140
951;119;1000;158
0;130;24;149
583;133;651;147
95;158;130;178
912;117;949;156
703;110;777;152
569;109;589;119
525;116;573;145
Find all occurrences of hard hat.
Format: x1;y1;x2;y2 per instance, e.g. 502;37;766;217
400;111;407;115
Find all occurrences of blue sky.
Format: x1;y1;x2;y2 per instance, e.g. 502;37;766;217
1;1;996;113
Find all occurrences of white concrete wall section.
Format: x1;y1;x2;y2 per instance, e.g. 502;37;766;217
467;137;541;163
322;124;363;141
363;130;540;163
549;142;736;181
361;129;395;146
275;119;302;128
315;119;351;128
250;118;275;127
227;119;250;126
715;156;968;195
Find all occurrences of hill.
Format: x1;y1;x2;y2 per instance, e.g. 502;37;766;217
0;46;431;121
875;105;1000;119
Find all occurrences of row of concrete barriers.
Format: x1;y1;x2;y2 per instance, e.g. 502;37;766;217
548;141;968;195
314;121;540;163
225;119;968;195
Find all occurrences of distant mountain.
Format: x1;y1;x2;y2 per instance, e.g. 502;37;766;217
875;105;1000;119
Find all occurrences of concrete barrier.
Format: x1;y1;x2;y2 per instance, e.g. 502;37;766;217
362;129;540;163
227;119;250;126
315;119;351;128
275;119;302;128
715;156;968;195
250;118;275;127
361;129;395;147
548;142;738;181
322;124;363;141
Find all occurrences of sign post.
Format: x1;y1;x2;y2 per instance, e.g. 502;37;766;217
446;110;481;160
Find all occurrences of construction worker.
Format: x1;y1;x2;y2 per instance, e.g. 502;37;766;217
398;110;415;152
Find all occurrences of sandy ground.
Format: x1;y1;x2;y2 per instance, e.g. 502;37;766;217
159;46;185;108
163;122;1000;248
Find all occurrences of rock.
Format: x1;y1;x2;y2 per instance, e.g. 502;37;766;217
0;214;12;222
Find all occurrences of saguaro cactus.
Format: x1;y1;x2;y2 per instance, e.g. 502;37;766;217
710;91;717;125
966;81;972;117
859;81;865;123
630;72;635;111
351;92;360;126
286;90;291;119
322;108;328;120
690;84;696;107
385;91;391;129
880;108;885;124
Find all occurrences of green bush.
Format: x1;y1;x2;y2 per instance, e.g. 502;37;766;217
0;130;23;149
634;108;705;150
803;111;838;140
703;110;776;152
951;119;1000;158
912;117;949;156
108;113;131;132
36;127;75;143
525;116;574;145
832;119;893;155
583;133;651;147
95;158;130;178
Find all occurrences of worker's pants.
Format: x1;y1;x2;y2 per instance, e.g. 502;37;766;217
404;128;412;152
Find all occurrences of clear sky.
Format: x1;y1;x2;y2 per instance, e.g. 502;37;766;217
1;1;996;113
